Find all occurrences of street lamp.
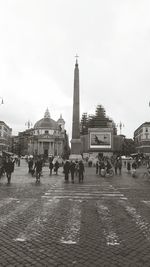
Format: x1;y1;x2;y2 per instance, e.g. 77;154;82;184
25;120;32;129
0;97;4;105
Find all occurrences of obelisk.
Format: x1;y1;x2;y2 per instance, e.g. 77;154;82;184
70;56;81;157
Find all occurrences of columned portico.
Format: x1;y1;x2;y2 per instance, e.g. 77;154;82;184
37;139;55;156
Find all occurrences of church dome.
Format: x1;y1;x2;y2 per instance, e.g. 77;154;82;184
34;108;59;130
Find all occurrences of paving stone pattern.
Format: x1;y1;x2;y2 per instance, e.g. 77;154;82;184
0;160;150;266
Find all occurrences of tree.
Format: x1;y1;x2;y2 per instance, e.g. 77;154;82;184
122;138;136;156
62;130;70;159
95;105;106;118
80;104;116;132
80;113;88;135
88;105;109;128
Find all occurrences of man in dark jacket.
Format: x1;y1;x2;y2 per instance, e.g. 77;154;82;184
63;160;70;182
49;161;54;176
28;158;34;173
34;157;43;183
78;160;85;183
70;161;76;183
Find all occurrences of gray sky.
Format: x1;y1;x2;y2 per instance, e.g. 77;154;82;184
0;0;150;140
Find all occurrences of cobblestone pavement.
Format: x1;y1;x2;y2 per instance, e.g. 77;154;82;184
0;160;150;266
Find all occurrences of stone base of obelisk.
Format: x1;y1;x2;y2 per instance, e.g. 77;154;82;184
70;139;82;161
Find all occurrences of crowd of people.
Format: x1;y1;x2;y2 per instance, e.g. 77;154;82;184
27;156;85;183
28;156;60;183
94;155;146;178
0;153;150;184
63;160;85;183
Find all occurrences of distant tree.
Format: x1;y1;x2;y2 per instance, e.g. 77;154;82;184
80;113;88;135
122;138;136;156
62;130;70;159
95;105;106;119
88;105;109;128
80;104;116;132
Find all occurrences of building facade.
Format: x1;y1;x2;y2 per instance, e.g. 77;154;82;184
134;122;150;155
0;121;12;154
14;109;68;158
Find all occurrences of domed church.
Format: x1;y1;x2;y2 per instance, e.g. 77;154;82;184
28;108;66;157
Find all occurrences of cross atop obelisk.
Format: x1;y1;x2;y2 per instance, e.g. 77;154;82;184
75;54;79;64
70;56;81;156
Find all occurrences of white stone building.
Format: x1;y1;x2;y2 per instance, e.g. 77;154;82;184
28;109;66;157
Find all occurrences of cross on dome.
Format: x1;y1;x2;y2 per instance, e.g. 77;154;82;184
44;108;50;118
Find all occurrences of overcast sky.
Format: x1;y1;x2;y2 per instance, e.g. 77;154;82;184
0;0;150;140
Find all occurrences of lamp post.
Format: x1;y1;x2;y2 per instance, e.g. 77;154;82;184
116;122;125;155
0;97;4;105
25;120;32;129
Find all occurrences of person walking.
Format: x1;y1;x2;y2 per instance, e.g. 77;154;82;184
127;161;131;173
18;156;20;167
118;157;122;175
114;158;118;175
78;160;85;183
34;157;43;183
63;160;70;182
96;160;99;174
54;160;59;175
49;161;54;176
28;158;34;174
131;160;137;177
5;157;15;184
99;159;105;176
75;161;79;176
70;161;76;183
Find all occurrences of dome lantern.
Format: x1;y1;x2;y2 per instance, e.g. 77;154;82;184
44;108;50;118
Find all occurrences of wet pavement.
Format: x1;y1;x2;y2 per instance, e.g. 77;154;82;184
0;160;150;266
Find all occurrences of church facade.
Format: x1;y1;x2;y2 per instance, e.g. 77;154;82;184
17;109;67;158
